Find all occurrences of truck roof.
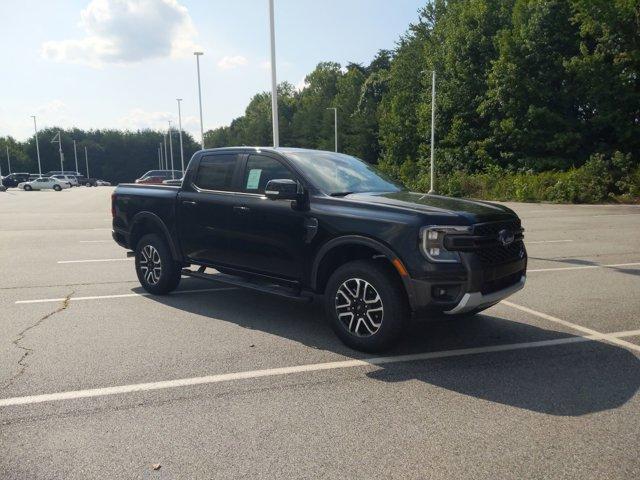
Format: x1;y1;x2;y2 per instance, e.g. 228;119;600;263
196;146;338;156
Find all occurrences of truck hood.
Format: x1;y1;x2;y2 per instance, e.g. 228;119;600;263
346;191;516;223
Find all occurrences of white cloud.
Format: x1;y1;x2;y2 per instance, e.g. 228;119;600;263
118;108;199;134
217;55;248;70
41;0;200;68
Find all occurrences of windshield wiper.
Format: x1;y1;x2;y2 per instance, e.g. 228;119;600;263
329;191;356;197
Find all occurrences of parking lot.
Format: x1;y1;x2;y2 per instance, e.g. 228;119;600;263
1;187;639;479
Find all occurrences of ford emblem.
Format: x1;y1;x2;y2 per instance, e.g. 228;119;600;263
498;228;515;246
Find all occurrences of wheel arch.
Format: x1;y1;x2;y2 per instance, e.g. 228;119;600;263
311;235;413;305
129;211;181;261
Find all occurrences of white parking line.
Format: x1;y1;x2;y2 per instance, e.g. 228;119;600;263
57;258;133;264
15;287;236;304
528;262;640;273
502;301;640;352
2;328;638;408
592;213;640;217
526;240;573;244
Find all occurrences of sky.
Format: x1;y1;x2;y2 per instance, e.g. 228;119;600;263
0;0;424;141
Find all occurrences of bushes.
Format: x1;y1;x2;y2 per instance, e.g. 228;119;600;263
382;152;639;203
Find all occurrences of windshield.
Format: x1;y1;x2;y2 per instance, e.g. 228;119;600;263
284;150;403;195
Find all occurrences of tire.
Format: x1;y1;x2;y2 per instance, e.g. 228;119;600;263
85;182;91;187
324;259;408;352
134;234;181;295
53;184;61;191
24;184;32;191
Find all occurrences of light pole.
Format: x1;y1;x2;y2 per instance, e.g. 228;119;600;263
420;69;437;194
158;145;162;169
159;142;164;169
429;70;436;194
84;146;89;178
163;132;168;170
268;0;279;147
51;130;64;173
177;98;185;176
168;121;175;178
194;51;205;150
31;116;42;176
326;107;338;152
5;145;10;175
73;140;79;174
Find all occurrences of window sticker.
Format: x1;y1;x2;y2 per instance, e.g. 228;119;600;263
246;169;262;190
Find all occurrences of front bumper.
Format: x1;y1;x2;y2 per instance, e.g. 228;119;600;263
404;244;527;318
445;275;525;314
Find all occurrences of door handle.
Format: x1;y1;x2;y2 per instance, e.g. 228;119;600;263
233;206;250;214
182;200;198;206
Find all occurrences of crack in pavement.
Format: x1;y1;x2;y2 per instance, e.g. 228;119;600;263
2;291;74;391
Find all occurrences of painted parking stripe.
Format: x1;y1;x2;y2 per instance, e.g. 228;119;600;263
502;301;640;353
57;258;133;264
15;287;236;304
528;262;640;273
2;328;639;408
526;240;573;244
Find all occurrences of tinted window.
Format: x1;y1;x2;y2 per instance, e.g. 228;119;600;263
242;155;294;194
284;150;402;195
195;155;237;191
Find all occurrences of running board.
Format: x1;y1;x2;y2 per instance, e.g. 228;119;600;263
181;268;313;302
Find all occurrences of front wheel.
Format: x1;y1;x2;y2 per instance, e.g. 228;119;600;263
135;234;181;294
24;185;32;191
85;182;91;187
324;259;408;352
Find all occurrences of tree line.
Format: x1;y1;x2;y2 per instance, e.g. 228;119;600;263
0;128;201;184
2;0;638;192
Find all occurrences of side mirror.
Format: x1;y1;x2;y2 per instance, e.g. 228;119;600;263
265;179;301;201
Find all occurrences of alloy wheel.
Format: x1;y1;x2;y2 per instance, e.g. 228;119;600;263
139;245;162;285
335;278;384;337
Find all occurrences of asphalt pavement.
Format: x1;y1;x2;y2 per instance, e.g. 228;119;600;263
1;187;639;479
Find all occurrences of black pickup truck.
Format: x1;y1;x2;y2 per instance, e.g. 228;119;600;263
112;147;526;351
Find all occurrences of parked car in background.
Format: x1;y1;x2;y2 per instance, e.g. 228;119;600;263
135;170;182;184
96;179;111;186
74;175;98;187
162;177;183;186
51;174;78;187
2;172;30;188
45;170;82;177
18;177;71;191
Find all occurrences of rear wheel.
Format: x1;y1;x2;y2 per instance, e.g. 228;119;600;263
85;182;91;187
135;234;181;294
53;184;62;191
324;259;408;352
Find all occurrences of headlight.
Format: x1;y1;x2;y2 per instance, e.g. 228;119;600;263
419;225;470;263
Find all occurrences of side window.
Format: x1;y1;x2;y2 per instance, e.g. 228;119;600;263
243;155;294;194
195;154;237;191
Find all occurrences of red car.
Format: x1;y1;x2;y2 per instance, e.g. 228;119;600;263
135;170;183;184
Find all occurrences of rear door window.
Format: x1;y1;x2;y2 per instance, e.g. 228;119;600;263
242;155;294;194
194;154;238;191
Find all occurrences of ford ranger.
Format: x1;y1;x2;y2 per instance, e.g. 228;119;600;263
112;147;526;351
